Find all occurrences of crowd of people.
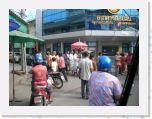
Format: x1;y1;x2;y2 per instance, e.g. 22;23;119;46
114;51;133;77
31;49;133;106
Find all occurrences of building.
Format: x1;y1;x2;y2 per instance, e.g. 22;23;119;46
36;9;139;56
9;10;28;52
28;19;36;36
9;10;36;54
27;19;36;53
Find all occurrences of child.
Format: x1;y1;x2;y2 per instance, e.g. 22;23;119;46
51;57;58;72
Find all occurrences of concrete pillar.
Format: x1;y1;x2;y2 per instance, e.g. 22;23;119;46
97;41;102;53
20;43;24;71
50;43;53;52
24;43;27;74
130;42;135;53
61;42;63;53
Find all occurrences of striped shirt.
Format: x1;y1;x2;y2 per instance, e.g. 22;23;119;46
89;71;122;106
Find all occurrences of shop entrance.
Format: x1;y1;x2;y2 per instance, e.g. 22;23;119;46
64;43;71;53
53;43;61;53
102;46;118;56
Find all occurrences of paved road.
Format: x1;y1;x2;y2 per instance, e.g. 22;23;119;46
9;63;139;106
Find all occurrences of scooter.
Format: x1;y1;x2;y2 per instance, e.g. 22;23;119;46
29;81;49;106
48;72;64;89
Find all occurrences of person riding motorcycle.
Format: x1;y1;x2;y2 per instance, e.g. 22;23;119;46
89;56;122;106
31;54;53;103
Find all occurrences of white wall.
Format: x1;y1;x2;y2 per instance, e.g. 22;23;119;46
43;30;138;40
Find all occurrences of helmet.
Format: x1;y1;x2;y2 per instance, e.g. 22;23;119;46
35;54;43;64
97;56;113;71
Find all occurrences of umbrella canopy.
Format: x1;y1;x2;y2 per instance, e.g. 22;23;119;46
9;19;20;32
71;41;88;50
9;30;44;43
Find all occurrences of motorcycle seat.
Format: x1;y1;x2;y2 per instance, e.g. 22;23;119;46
34;85;47;90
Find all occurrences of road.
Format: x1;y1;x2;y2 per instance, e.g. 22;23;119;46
9;63;139;106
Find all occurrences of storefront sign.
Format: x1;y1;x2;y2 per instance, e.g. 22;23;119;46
91;15;135;25
108;9;120;14
14;42;34;48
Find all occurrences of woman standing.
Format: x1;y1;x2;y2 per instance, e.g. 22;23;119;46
89;54;97;71
120;53;126;74
115;51;121;77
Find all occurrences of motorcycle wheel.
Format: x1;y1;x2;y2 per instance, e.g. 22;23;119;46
52;77;63;89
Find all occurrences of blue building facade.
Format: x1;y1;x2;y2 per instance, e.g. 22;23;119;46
36;9;139;55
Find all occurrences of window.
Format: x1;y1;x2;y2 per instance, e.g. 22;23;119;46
88;41;96;47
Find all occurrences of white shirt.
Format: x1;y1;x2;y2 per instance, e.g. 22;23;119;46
69;53;74;61
79;58;93;80
115;55;121;61
51;61;58;72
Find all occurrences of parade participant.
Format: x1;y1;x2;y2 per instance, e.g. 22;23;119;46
63;51;69;72
89;54;97;71
69;51;74;73
120;53;126;74
47;51;52;73
126;51;133;74
32;54;53;103
79;51;93;99
52;51;57;59
73;51;79;75
58;52;68;82
115;51;121;77
51;57;58;72
89;56;122;106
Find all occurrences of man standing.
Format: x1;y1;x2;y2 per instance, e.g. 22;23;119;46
47;51;52;73
115;51;121;77
79;51;93;99
126;51;133;74
58;52;68;82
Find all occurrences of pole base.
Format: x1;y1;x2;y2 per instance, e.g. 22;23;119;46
9;97;22;105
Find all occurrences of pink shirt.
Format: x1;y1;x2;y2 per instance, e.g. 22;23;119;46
32;65;47;87
58;57;65;69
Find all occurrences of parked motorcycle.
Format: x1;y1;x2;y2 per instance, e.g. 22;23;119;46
29;81;49;106
48;72;64;89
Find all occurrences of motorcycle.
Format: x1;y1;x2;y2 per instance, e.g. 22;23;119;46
48;72;64;89
29;81;49;106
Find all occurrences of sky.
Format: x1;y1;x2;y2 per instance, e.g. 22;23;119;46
12;9;36;21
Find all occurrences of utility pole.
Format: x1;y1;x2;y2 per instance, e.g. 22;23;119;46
19;9;27;73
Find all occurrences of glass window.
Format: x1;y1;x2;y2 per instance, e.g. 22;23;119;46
88;41;96;47
123;9;131;16
130;9;139;15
